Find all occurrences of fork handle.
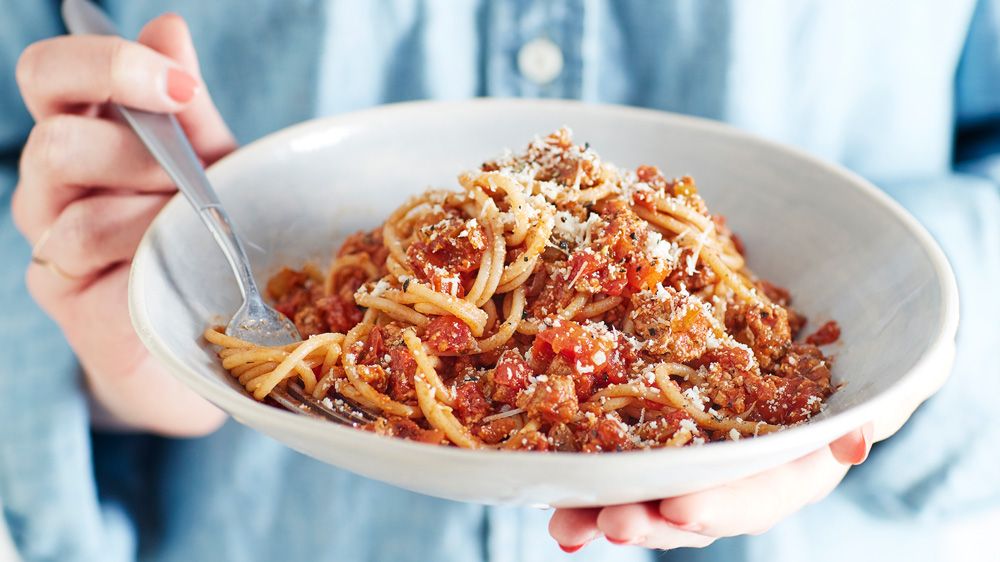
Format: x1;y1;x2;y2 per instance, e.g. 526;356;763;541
61;0;261;302
119;109;262;302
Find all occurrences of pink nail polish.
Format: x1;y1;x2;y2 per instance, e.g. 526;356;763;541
166;68;198;103
854;423;874;465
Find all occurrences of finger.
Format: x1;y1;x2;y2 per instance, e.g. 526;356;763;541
637;523;716;551
33;192;170;281
138;13;236;163
828;423;873;465
658;445;850;538
13;115;174;242
596;502;658;544
548;508;601;552
52;263;227;437
16;35;198;120
595;502;716;550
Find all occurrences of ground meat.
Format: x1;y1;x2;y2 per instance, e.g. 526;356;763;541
633;410;697;445
502;429;551;451
338;228;389;265
725;301;792;370
697;344;756;374
632;167;703;209
663;248;719;292
579;414;635;453
630;287;713;362
526;128;603;190
474;416;519;445
406;214;486;296
291;305;326;338
517;374;579;425
530;321;627;400
547;422;579;452
368;416;445;444
701;360;762;417
755;376;829;425
770;343;834;388
314;294;364;334
454;381;492;424
701;351;830;425
268;268;323;336
563;201;669;296
526;264;577;318
268;267;365;336
755;280;809;338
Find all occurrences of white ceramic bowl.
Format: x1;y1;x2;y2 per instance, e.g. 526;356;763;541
129;100;958;507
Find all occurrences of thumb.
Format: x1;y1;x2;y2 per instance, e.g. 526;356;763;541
138;13;237;164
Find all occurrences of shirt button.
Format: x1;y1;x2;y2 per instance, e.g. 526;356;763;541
517;37;564;85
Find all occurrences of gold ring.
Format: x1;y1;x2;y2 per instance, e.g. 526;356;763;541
30;227;86;282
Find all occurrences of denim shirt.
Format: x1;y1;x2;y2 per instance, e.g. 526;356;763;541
1;2;999;561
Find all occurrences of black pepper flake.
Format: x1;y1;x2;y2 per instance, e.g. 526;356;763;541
522;310;529;320
583;142;590;151
648;328;657;336
523;256;529;262
629;232;637;240
402;278;411;292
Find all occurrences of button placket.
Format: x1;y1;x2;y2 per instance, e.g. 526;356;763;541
517;37;564;85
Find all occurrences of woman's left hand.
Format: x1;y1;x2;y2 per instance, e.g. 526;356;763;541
549;336;954;552
549;424;872;551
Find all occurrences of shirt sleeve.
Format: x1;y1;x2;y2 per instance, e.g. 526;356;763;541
672;6;1000;562
0;6;132;561
836;0;1000;522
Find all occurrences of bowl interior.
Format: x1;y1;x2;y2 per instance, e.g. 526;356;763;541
130;100;955;505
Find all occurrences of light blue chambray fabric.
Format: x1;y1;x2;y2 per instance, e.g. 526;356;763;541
1;1;998;561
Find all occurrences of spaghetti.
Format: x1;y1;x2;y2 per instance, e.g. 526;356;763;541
205;129;840;451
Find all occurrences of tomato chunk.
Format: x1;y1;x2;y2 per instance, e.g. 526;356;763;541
533;321;616;378
424;315;477;354
454;381;491;424
492;349;531;405
805;320;841;346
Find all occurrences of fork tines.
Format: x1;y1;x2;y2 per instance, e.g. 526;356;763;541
270;383;378;426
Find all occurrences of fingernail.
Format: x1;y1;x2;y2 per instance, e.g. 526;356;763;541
606;536;644;545
661;516;703;533
854;422;874;465
166;67;198;103
605;536;629;545
559;543;584;553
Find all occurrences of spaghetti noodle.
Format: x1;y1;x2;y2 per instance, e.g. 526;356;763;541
205;129;840;451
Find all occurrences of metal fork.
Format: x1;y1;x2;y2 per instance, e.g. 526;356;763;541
63;0;377;427
272;382;378;426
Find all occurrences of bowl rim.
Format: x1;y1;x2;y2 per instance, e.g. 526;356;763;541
129;98;960;468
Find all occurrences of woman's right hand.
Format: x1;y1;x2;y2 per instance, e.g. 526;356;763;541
12;13;234;436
